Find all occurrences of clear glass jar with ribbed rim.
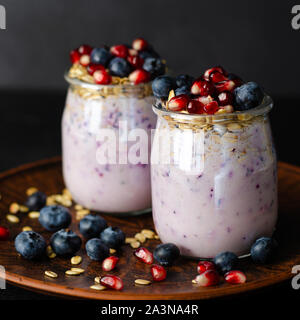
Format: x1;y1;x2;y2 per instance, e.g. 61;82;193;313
62;74;156;215
151;96;277;258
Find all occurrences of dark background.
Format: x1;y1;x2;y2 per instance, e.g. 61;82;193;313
0;0;299;303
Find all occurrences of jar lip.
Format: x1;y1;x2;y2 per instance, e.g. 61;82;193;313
64;71;151;90
152;95;273;121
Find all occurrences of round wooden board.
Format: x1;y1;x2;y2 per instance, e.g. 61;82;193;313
0;157;299;300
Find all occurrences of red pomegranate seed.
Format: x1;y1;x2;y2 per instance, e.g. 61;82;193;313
100;275;124;290
191;80;215;96
0;226;9;240
134;247;153;264
129;49;138;56
204;101;219;114
151;264;167;281
87;63;105;75
79;54;90;67
204;66;227;81
209;71;228;83
102;256;119;272
197;261;216;274
218;91;234;106
193;270;220;287
78;44;92;55
187;100;204;114
168;94;190;111
132;38;148;51
196;95;213;106
215;80;236;93
70;49;80;64
224;270;246;284
93;70;112;85
110;45;128;58
129;69;150;84
127;55;144;68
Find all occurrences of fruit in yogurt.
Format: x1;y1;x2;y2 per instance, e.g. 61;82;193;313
79;214;107;239
250;237;278;264
39;205;71;232
100;227;125;249
15;231;46;260
50;229;82;257
25;191;46;211
153;243;180;266
213;252;238;274
86;238;109;261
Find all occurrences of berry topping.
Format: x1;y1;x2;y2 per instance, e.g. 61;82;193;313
217;91;234;106
209;71;228;83
204;101;219;114
0;226;9;240
85;238;109;261
108;57;132;77
50;229;82;257
191;80;215;96
93;70;112;85
187;100;204;114
25;191;46;211
193;270;220;287
224;270;247;284
215;80;236;93
129;69;150;84
234;82;264;111
132;38;148;51
102;256;119;272
90;47;112;66
152;75;175;99
100;275;124;290
204;66;226;81
15;231;46;260
70;49;80;64
78;44;92;55
168;94;190;111
175;86;191;96
175;74;195;88
143;57;165;78
127;55;144;68
153;243;180;266
196;95;214;105
213;251;238;274
87;63;105;75
79;214;107;239
110;44;128;59
39;205;71;232
250;237;278;264
79;54;90;67
100;226;125;249
197;261;216;274
134;247;153;264
151;264;167;281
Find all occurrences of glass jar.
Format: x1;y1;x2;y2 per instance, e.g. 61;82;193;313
62;74;156;215
151;96;277;258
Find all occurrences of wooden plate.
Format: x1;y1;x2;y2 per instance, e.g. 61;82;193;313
0;157;299;300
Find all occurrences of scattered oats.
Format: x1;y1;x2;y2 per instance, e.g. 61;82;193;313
135;233;146;243
6;214;19;223
154;235;160;240
22;226;32;232
9;203;20;214
53;194;63;203
70;267;85;274
135;279;151;285
90;284;106;291
141;229;155;239
48;252;56;259
125;237;136;244
130;240;141;249
46;196;56;206
19;205;29;213
46;245;56;259
94;276;101;284
45;270;58;278
109;248;116;254
71;255;82;265
75;204;83;210
65;270;81;276
62;188;72;200
26;187;38;196
61;198;72;207
77;209;90;215
28;211;40;219
168;89;175;101
192;279;197;284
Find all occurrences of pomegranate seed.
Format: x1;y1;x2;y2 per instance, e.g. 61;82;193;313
151;264;167;281
87;63;105;75
102;256;119;272
196;95;213;105
110;45;128;58
191;80;215;96
204;66;227;81
127;55;144;69
129;49;138;56
79;54;90;67
134;247;153;264
209;71;228;83
224;270;246;284
187;100;204;114
129;69;150;84
204;101;219;114
132;38;148;51
218;91;234;106
93;70;112;85
78;44;92;55
0;226;9;240
168;94;190;111
193;270;220;287
100;275;124;290
215;80;236;93
70;49;80;64
197;261;216;274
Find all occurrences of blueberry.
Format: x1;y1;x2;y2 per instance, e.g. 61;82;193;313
50;229;82;257
108;57;132;77
154;243;180;266
251;237;278;264
79;214;107;239
99;226;125;249
85;238;109;261
175;74;194;88
152;75;175;99
213;251;238;274
90;47;112;66
139;48;160;60
143;57;165;78
175;85;190;96
234;82;264;111
15;231;46;260
39;205;71;232
25;191;46;211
